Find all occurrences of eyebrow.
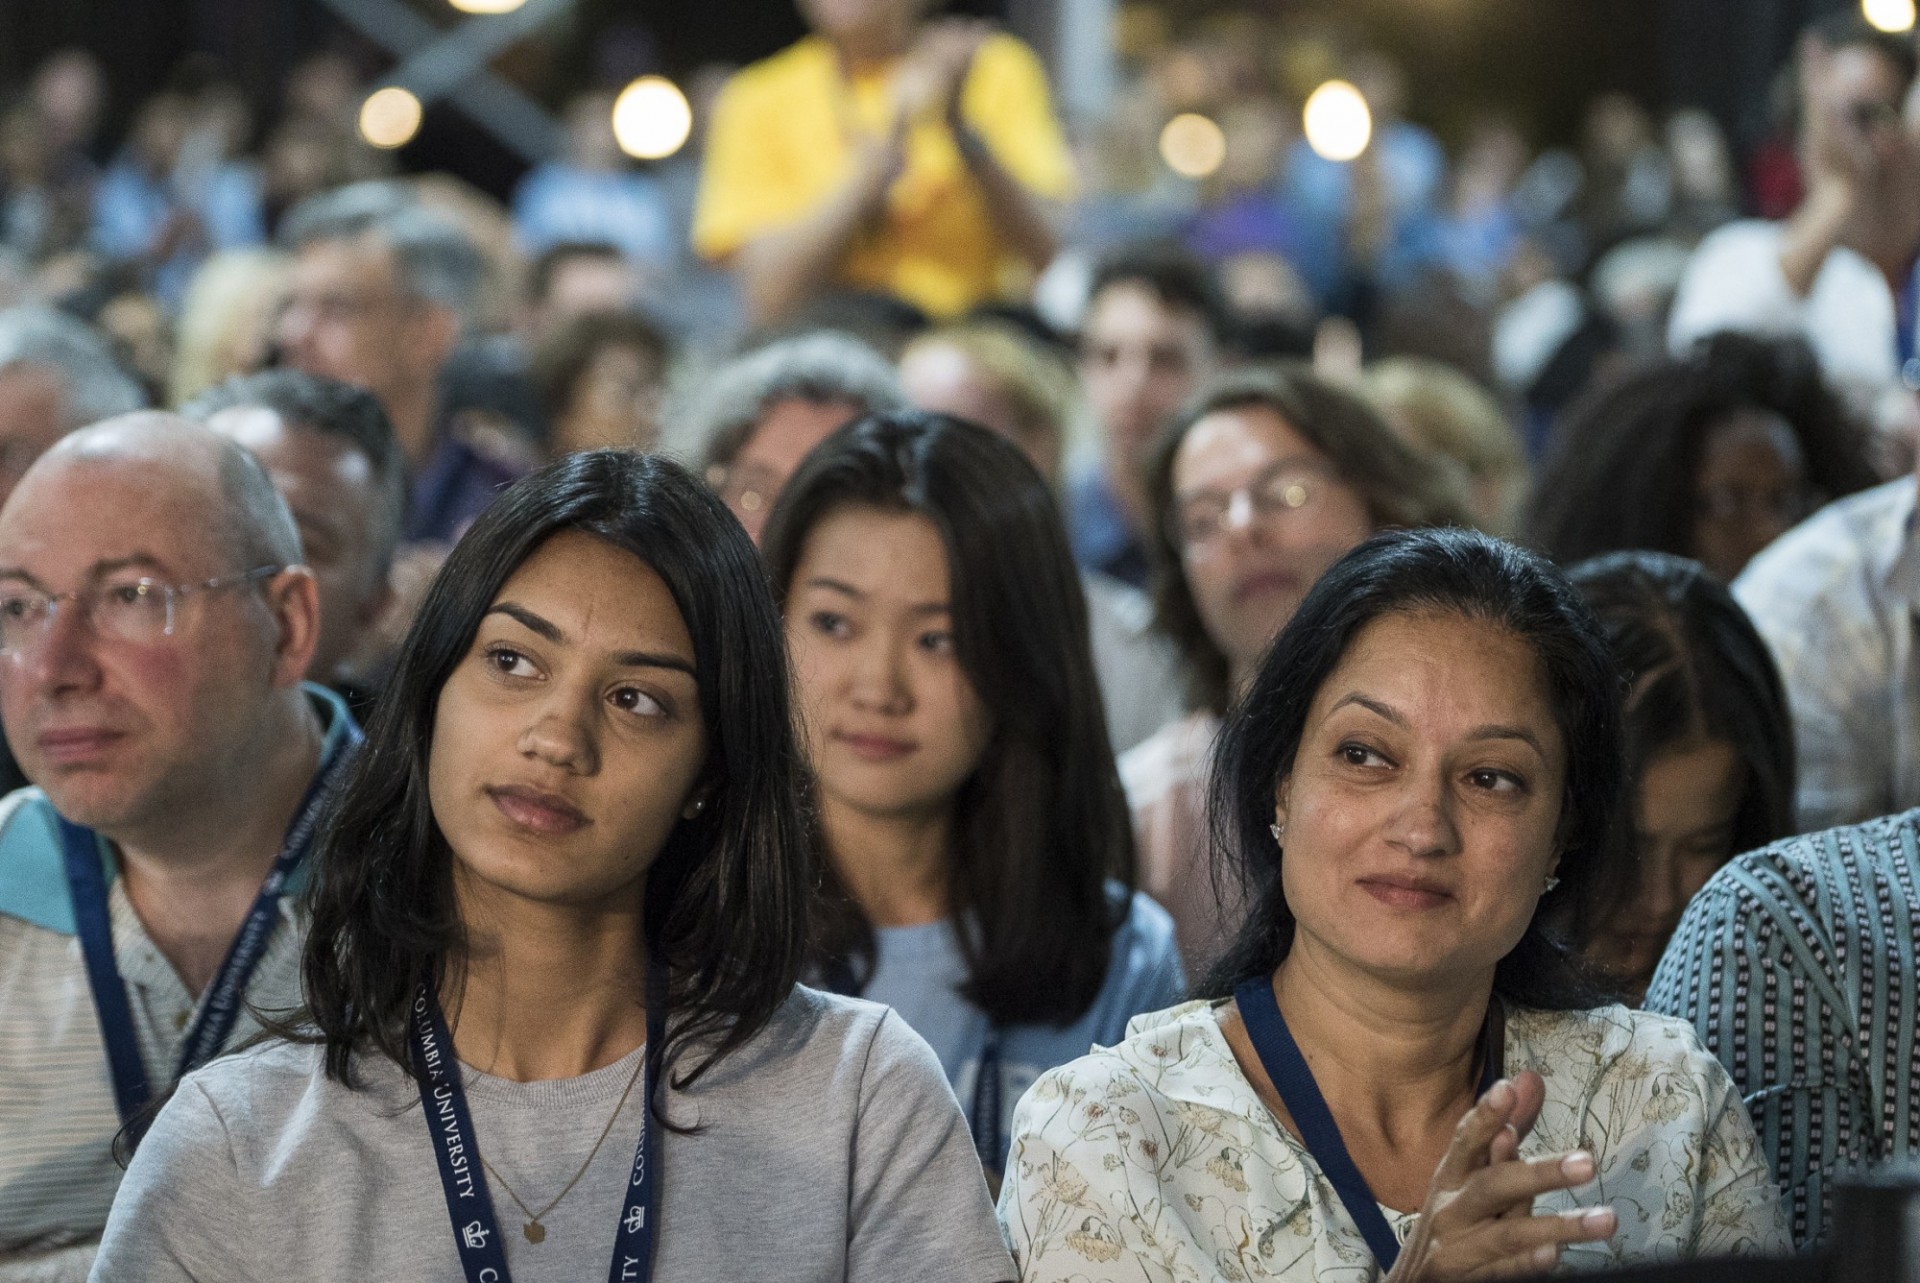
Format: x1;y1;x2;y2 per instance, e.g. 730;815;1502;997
0;554;171;589
802;576;950;616
484;602;697;676
1329;692;1548;758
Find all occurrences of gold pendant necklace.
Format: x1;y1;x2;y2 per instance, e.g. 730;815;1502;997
478;1045;648;1245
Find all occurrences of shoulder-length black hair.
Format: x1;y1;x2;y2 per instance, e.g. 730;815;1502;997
1199;527;1626;1011
1524;332;1879;570
1564;550;1796;938
761;410;1134;1028
1146;364;1473;714
301;449;815;1088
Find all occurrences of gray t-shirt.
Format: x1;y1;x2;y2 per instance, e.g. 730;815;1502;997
91;987;1014;1283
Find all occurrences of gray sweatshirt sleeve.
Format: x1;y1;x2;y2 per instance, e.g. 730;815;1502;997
89;1081;256;1283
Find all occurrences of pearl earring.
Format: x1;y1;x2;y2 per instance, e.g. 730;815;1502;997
1543;874;1560;894
1270;822;1285;844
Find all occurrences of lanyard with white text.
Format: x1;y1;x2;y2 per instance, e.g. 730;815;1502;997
59;721;361;1137
1233;976;1502;1274
415;956;666;1283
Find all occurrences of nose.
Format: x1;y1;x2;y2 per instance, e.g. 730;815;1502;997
276;301;316;365
517;690;599;775
1381;769;1461;860
846;632;911;715
25;602;103;696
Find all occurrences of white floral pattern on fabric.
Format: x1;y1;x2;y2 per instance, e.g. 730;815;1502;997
997;999;1791;1282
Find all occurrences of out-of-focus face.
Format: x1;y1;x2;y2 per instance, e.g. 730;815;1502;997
1819;46;1913;175
1587;737;1742;994
206;406;391;683
1170;405;1374;687
536;256;642;336
277;235;446;418
0;446;310;835
797;0;921;49
898;341;1058;482
1080;283;1217;476
1275;610;1567;991
428;531;706;913
716;397;865;544
0;364;70;510
1690;406;1807;583
552;342;664;457
786;507;992;826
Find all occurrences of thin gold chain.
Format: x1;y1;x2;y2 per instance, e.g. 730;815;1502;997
478;1045;647;1234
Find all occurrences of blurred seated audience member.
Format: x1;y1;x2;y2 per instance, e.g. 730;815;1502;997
693;0;1071;324
1360;356;1529;537
90;450;1012;1282
0;307;146;508
1069;245;1230;589
1663;108;1741;244
1668;15;1920;399
1002;530;1790;1282
1527;332;1879;584
771;287;932;361
276;182;524;544
1649;807;1920;1246
0;415;356;1275
185;370;405;719
258;116;362;238
93;289;172;409
531;310;671;457
168;248;289;406
1564;552;1795;999
899;321;1186;752
512;91;674;271
1123;367;1469;976
90;91;265;310
1733;448;1920;830
523;240;644;344
765;412;1185;1188
688;330;905;543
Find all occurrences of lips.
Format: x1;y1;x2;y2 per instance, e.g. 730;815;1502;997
1356;874;1454;910
1232;570;1300;604
486;785;590;835
832;730;917;762
35;727;125;767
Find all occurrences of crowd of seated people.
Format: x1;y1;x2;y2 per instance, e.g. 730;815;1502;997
0;3;1918;1281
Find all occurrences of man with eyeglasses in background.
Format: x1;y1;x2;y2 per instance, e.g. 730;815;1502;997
0;414;360;1281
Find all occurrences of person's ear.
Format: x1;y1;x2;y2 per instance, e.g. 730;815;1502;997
406;301;460;372
263;567;322;688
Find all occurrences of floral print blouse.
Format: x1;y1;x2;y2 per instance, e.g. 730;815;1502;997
997;999;1791;1282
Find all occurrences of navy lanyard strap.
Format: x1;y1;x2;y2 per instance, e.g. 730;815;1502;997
1233;977;1505;1275
416;956;666;1283
969;1028;1003;1174
60;720;361;1136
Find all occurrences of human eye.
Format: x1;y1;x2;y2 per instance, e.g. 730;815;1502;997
1337;741;1390;769
609;685;670;719
482;644;540;679
0;590;44;622
100;578;165;615
809;610;852;639
916;628;955;656
1466;767;1527;795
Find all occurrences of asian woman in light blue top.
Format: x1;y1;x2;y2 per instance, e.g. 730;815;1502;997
763;412;1187;1187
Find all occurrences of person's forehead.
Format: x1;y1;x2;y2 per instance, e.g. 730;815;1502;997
1083;282;1210;346
0;454;227;573
1175;405;1323;490
294;234;397;288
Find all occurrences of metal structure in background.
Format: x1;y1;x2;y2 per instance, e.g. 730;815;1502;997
304;0;575;162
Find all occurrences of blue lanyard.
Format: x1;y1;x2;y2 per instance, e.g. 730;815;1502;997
970;1028;1003;1176
415;956;666;1283
1233;977;1502;1273
59;722;360;1138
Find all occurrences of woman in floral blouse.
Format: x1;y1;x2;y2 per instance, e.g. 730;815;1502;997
999;529;1790;1283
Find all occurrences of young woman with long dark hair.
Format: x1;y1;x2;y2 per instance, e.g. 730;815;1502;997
762;412;1186;1189
94;451;1015;1283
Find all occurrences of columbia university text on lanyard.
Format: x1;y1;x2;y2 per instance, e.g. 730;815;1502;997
59;720;362;1140
1233;976;1503;1274
416;956;667;1283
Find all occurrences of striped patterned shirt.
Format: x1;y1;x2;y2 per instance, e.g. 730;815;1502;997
1644;810;1920;1247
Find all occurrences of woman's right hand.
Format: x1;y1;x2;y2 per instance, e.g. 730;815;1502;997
1385;1072;1617;1283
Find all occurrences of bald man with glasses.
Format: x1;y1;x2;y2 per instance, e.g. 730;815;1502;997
0;414;362;1280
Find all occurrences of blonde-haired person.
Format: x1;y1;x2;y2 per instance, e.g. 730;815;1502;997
900;319;1186;753
168;248;289;406
1360;357;1528;537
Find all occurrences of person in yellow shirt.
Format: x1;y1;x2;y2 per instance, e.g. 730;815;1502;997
694;0;1073;324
